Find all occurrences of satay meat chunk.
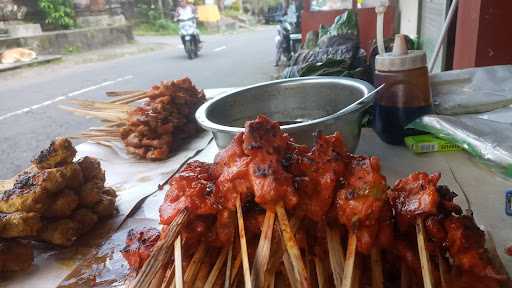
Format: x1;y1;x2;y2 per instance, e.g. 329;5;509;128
43;189;79;218
0;169;60;213
33;138;76;169
0;239;33;272
0;212;42;238
121;227;160;271
388;171;441;231
335;155;387;254
242;115;298;209
77;156;105;184
38;219;80;247
159;161;220;225
72;208;99;234
291;132;347;221
444;215;505;280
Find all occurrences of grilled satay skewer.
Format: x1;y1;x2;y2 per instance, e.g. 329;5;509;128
251;210;276;287
204;247;229;288
235;196;253;288
341;232;357;288
416;218;434;288
174;235;184;288
371;247;384;288
106;90;145;97
130;210;189;288
326;225;345;287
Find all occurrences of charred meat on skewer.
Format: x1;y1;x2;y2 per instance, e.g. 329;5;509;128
122;227;161;272
120;78;206;160
335;154;388;254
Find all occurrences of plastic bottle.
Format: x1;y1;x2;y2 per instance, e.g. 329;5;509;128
373;34;433;145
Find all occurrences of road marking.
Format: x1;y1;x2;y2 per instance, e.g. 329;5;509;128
0;75;133;121
213;46;227;52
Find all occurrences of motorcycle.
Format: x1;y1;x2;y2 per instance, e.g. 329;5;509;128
178;16;200;59
274;15;301;66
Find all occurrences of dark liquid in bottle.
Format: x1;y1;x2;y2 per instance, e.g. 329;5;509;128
373;104;432;145
373;66;433;145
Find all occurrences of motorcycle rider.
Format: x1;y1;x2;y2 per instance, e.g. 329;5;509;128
175;0;201;47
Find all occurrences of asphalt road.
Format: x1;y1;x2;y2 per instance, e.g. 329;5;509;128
0;26;277;179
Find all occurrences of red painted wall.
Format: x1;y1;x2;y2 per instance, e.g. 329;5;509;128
301;1;395;55
453;0;512;69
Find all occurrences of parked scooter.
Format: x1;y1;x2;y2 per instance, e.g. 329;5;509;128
274;7;302;66
178;16;200;59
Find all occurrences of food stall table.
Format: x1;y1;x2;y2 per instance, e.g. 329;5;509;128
2;90;510;287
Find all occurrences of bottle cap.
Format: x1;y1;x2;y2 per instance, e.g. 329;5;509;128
375;34;427;71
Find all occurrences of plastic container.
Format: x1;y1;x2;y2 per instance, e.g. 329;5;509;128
373;34;433;145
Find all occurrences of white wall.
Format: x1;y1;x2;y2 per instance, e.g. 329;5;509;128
399;0;419;37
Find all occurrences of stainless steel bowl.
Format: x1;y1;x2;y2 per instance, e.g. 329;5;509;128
195;77;375;152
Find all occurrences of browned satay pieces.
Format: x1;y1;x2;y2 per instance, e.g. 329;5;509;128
388;171;441;232
335;155;387;254
444;215;506;281
120;78;205;160
121;227;161;272
242;115;298;209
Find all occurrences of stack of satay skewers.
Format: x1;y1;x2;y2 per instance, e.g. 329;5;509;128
61;77;205;160
121;115;509;288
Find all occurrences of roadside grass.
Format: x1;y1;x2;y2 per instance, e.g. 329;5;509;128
134;19;180;36
134;19;212;36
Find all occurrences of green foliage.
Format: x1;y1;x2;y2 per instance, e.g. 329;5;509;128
133;3;180;35
37;0;76;29
134;19;180;35
222;8;242;18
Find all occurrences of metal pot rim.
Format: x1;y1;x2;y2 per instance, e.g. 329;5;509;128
195;76;375;133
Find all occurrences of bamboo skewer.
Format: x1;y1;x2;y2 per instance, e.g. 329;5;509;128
194;255;211;288
326;225;345;287
130;210;189;288
174;235;184;288
148;264;167;288
184;242;207;287
60;106;127;122
106;90;145;97
235;196;252;288
204;248;229;288
341;232;357;288
314;256;326;288
371;247;384;288
282;249;300;288
162;264;176;288
275;203;309;287
416;218;434;288
400;263;408;288
108;91;149;104
224;242;233;288
230;250;242;286
251;210;276;287
438;256;448;288
352;255;360;288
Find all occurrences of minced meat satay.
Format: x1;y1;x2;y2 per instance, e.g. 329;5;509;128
44;189;79;218
0;211;42;238
0;239;34;272
77;156;105;184
32;138;76;169
71;208;99;235
38;219;80;247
